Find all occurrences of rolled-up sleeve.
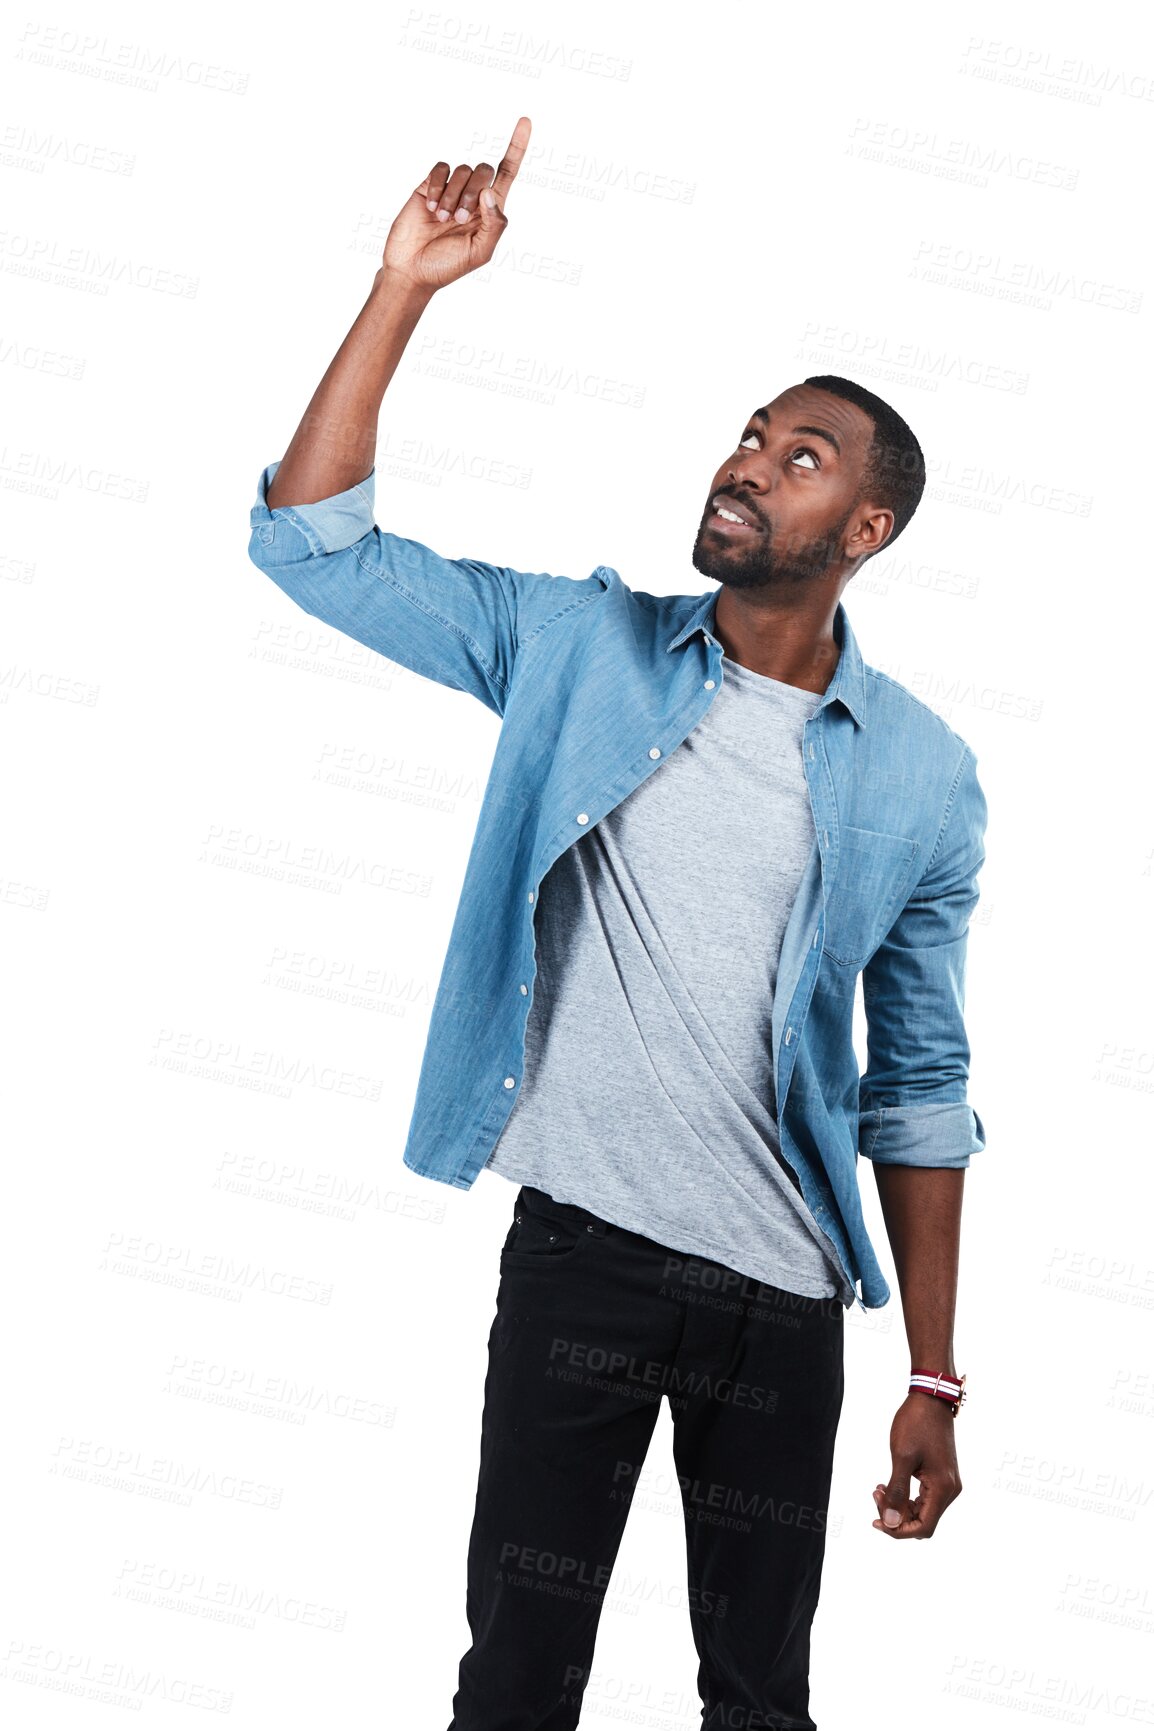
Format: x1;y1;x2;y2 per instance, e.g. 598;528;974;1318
858;742;987;1168
247;459;601;717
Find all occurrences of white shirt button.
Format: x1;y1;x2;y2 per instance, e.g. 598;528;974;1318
704;679;716;690
808;742;816;759
528;890;534;903
648;747;661;759
785;1027;793;1045
519;983;528;994
577;812;589;825
503;1076;516;1089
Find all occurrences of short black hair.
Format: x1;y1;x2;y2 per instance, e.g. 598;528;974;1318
802;374;926;556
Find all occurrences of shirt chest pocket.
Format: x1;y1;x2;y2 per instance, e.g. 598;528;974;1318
821;826;920;969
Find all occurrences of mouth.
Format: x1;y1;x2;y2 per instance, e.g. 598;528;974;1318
709;495;761;533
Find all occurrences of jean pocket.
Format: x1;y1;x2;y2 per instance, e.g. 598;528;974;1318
821;826;920;968
500;1196;590;1265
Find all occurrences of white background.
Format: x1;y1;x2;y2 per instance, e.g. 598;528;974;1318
3;1;1153;1726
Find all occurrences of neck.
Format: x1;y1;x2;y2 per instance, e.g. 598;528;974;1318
712;584;845;695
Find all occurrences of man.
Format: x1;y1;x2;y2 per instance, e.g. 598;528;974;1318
247;116;987;1731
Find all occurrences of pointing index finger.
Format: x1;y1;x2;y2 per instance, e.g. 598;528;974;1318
491;115;532;209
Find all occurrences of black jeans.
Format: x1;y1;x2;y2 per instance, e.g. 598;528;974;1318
448;1184;845;1731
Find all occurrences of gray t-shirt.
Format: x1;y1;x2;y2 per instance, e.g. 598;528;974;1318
483;652;854;1306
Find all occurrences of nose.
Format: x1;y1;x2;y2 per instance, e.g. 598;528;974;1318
727;455;764;495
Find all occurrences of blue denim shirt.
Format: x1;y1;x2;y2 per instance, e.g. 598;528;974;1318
248;460;987;1311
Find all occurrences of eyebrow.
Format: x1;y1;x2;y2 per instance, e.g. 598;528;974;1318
750;406;841;457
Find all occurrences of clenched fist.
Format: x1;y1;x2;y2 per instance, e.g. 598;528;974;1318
381;116;532;293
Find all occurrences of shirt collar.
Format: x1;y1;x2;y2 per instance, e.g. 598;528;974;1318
665;592;868;728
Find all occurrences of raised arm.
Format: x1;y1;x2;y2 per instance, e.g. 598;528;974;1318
248;117;607;717
266;116;532;509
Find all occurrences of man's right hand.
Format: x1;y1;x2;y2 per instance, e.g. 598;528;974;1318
381;116;532;293
263;117;533;512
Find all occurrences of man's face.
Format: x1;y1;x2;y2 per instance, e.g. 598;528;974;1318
692;385;880;590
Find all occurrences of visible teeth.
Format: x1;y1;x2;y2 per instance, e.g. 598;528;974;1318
717;507;746;524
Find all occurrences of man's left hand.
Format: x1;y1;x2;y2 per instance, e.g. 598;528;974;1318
871;1392;962;1538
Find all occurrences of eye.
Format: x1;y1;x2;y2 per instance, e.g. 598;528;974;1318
737;430;820;470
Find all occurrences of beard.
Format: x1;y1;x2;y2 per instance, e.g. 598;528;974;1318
691;500;857;590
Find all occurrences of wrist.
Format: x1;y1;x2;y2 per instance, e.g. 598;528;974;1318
374;264;437;307
908;1350;957;1378
909;1367;966;1417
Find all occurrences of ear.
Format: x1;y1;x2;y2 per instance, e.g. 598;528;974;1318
850;505;894;558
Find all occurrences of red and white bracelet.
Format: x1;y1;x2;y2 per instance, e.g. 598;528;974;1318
909;1368;966;1416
